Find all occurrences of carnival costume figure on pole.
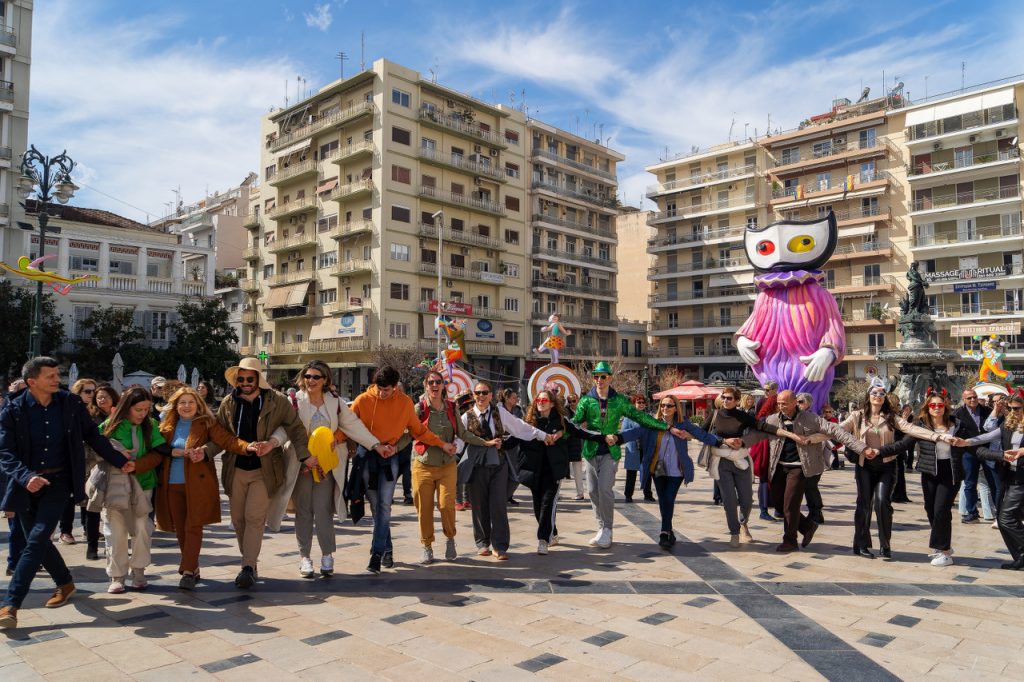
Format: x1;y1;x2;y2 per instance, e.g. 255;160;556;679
734;212;845;412
537;314;571;365
435;316;467;381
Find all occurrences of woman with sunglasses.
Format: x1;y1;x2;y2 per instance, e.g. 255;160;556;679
565;394;586;500
888;392;963;566
288;361;380;578
519;390;606;554
839;383;950;559
619;396;721;548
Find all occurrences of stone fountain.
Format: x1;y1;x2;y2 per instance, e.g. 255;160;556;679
876;262;962;407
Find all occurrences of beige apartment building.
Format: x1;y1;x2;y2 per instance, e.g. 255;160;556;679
526;121;624;375
614;207;655;323
893;81;1024;377
0;1;31;267
243;59;532;394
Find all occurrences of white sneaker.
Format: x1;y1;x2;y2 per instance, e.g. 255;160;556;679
131;568;147;590
588;530;603;547
930;552;953;567
107;577;126;594
992;520;1000;529
596;528;612;549
421;546;434;565
299;557;314;578
537;541;549;555
549;535;560;547
320;555;334;576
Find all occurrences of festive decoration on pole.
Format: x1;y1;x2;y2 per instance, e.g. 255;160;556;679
0;255;99;295
961;334;1014;383
536;313;571;365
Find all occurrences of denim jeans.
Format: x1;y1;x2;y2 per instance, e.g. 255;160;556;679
6;516;26;572
3;473;73;608
653;476;684;533
961;450;1000;516
361;448;398;555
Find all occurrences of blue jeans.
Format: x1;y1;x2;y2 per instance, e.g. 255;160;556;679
653;476;684;533
3;473;73;608
361;449;398;555
962;451;1000;517
6;516;26;572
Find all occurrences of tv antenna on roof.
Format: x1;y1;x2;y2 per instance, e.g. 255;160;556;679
336;51;349;79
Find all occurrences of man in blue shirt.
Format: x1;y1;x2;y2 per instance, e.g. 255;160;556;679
0;357;134;629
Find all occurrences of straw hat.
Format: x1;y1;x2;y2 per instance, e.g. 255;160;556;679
224;357;271;390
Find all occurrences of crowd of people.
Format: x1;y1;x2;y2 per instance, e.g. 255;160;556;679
0;356;1022;631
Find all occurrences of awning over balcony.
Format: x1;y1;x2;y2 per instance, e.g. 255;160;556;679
838;224;876;239
317;177;339;194
264;282;309;309
309;314;365;339
710;272;755;288
905;88;1014;126
275;138;312;159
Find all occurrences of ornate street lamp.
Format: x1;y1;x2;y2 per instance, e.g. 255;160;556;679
17;145;78;358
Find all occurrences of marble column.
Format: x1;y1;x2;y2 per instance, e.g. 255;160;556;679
98;241;111;287
56;237;70;277
172;250;184;294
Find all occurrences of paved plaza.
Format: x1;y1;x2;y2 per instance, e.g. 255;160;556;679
1;465;1022;681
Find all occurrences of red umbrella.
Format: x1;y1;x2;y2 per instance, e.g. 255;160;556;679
653;380;722;401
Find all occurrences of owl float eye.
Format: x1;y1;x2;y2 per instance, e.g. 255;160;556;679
756;240;775;256
788;235;815;253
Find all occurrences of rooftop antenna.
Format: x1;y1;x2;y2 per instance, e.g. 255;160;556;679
284;79;288;107
336;51;349;79
360;31;365;71
728;117;735;141
924;74;930;99
961;61;966;91
856;86;870;103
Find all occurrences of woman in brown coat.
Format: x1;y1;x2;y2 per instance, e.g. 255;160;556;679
157;386;256;590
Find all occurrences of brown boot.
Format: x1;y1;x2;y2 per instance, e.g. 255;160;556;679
0;605;17;629
45;581;76;608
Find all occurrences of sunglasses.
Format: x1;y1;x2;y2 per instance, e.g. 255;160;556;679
303;374;324;381
236;376;258;384
534;397;551;404
797;399;807;404
964;396;978;400
1009;406;1024;412
81;389;95;395
721;395;736;401
660;403;675;409
426;379;444;386
869;390;887;397
928;402;945;409
594;374;610;380
474;390;491;396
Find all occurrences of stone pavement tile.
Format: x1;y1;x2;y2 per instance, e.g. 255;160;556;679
599;615;689;647
212;659;303;682
244;635;338;672
0;661;46;681
459;596;551;625
133;661;217;682
315;636;415;673
865;648;951;678
527;614;608;640
164;634;247;666
45;660;133;682
538;634;639;673
400;615;539;665
617;660;711;681
536;657;620;680
682;634;791;674
190;615;283;646
389;634;492;672
765;660;829;682
378;658;466;681
92;637;183;675
607;637;713;671
297;660;384;681
58;617;139;647
466;615;561;647
462;660;547;681
9;637;102;675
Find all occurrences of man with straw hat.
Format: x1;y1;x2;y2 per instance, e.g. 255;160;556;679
210;357;309;589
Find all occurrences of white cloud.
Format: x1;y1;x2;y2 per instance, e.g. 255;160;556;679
30;1;299;222
304;3;333;32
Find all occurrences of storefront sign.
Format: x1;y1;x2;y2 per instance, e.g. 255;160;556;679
703;365;754;384
952;281;997;293
950;321;1021;337
427;299;473;315
479;271;505;285
925;265;1009;283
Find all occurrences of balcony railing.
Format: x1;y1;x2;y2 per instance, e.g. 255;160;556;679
0;29;16;48
530;275;614;297
417;106;505;147
530;312;617;328
771;170;890;200
329;179;374;202
271;337;370;355
778;205;888;223
908;148;1021;177
910;184;1020;212
324;299;369;315
266;270;314;287
906;104;1016;142
238;278;260;292
650;257;746;276
239;345;257;356
268;159;318;186
333;219;374;240
418;185;505;216
646;163;757;196
531;148;616;181
533;247;613;268
648;286;755;305
243;215;261;229
269;101;376;152
418;301;507;320
648;224;746;249
531;180;618;208
772;139;886;169
420;262;505;284
242;246;261;261
650;345;741;358
830;240;892;257
266;196;317;221
323;140;375;164
0;80;13;102
332;259;375;276
267;231;318;253
648;196;756;222
914;222;1021;247
418;147;507;182
932;303;1024;319
531;213;615;239
241;311;259;324
825;274;898;291
418;222;500;249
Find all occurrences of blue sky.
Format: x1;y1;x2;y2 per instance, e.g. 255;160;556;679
30;0;1024;222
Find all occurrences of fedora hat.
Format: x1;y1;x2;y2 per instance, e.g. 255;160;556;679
591;360;614;376
225;357;271;390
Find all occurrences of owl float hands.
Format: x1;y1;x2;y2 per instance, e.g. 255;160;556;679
734;212;845;412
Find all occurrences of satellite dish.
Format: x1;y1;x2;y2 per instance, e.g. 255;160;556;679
857;86;871;103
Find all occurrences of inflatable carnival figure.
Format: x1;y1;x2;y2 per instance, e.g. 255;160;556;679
0;255;101;294
435;316;467;380
536;313;571;365
734;212;844;412
964;334;1014;383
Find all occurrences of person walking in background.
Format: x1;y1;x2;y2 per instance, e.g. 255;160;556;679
796;392;826;525
150;377;168;421
0;358;133;630
565;393;586;500
750;394;780;522
197;380;219;410
61;378;98;546
622;394;655;503
955;388;995;524
500;388;524;506
82;383;119;561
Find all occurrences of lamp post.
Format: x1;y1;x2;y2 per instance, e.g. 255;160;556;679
431;209;444;364
17;145;78;359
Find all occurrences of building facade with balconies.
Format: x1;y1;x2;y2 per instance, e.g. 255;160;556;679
0;1;31;267
245;59;531;394
526;121;623;373
894;80;1024;377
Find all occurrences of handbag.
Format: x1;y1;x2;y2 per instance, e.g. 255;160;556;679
696;410;719;470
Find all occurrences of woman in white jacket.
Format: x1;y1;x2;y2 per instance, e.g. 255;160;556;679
289;360;380;577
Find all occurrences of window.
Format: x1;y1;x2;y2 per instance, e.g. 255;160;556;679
263;264;275;278
319;288;337;304
421;287;434;301
389;322;410;339
504;229;520;245
450;218;464;231
450;290;463;302
505;195;520;211
634;340;642;357
390;243;410;261
450;253;465;268
421;137;436;152
816;171;831;191
421;248;437;264
505;162;520;178
391;165;411;184
477;224;490;238
504;130;519;145
667;312;679;329
858;127;876;149
391;88;411;107
262;331;273;346
390;283;409;300
476;295;490;309
505;330;519;345
73;306;95;339
391;205;411;222
868;333;885;354
504;297;519;312
149;311;169;341
318;251;338;268
812;140;832;158
265;164;276;180
421;174;436;188
451;182;464;195
781;147;800;165
503;262;519;278
318;214;338;233
391;127;411;145
622;339;629;356
69;256;99;272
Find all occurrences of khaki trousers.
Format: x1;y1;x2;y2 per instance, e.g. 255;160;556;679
103;493;153;579
230;468;270;568
412;459;457;547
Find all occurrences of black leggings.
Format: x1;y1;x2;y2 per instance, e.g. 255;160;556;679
921;460;956;551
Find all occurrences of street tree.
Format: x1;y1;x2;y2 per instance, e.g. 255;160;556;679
0;280;65;381
166;296;240;391
74;305;145;379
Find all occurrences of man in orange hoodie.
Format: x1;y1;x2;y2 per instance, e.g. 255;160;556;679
350;366;451;574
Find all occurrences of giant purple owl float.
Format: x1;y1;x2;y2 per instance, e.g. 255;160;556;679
734;212;844;412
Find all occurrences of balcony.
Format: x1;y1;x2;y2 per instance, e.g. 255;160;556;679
239;345;257;356
333;219;374;241
243;215;261;230
420;262;505;285
324;140;375;164
271;337;371;355
0;28;16;48
418;185;505;216
531;179;618;209
909;148;1020;180
646;164;757;197
532;213;615;240
269;101;377;153
649;256;748;279
775;205;889;225
266;231;319;253
266;196;317;221
332;259;375;276
532;246;614;270
913;222;1021;250
325;299;369;315
648;286;756;307
530;312;617;329
268;160;318;187
932;303;1024;321
530;275;615;299
771;170;890;203
840;311;896;329
825;274;899;297
648;224;746;251
239;278;261;292
267;305;321;321
329;179;374;203
418;147;507;182
770;139;887;174
419;301;508;320
544;345;617;360
651;319;736;335
418;222;500;249
0;80;13;103
241;310;260;325
905;103;1016;144
532;148;616;182
266;270;314;287
827;240;893;263
909;184;1020;216
648;344;741;361
242;246;261;261
417;106;506;148
647;196;757;224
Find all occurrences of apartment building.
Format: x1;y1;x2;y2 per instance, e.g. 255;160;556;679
19;203;216;351
0;1;31;267
614;207;655;323
243;59;531;394
893;81;1024;377
526;122;623;374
